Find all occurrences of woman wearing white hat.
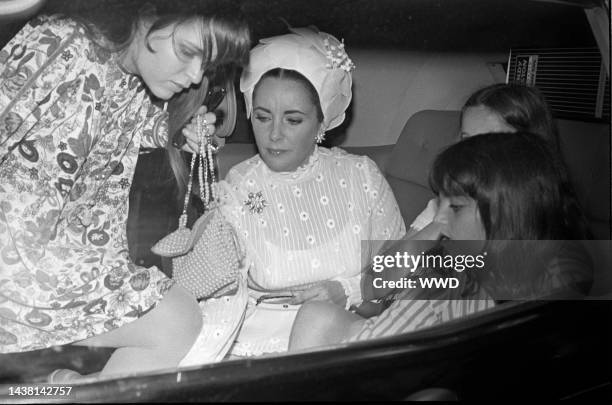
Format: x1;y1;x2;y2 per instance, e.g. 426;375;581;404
181;27;405;361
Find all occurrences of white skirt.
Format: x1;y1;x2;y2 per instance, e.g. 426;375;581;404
229;292;300;357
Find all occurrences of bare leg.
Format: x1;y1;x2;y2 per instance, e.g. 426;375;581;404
73;285;202;378
289;301;365;352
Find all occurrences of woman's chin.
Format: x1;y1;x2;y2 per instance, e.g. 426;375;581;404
150;86;176;101
262;156;295;173
264;161;293;173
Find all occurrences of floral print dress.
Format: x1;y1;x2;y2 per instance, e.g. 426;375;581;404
0;15;173;353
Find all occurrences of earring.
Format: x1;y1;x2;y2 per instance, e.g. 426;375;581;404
315;129;326;144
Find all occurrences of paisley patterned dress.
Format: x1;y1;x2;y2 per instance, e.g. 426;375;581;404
0;15;173;353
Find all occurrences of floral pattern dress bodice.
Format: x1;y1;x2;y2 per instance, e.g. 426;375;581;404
0;15;172;353
207;147;406;356
219;147;406;302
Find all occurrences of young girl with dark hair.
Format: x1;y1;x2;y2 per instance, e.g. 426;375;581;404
409;83;561;238
289;132;592;350
460;83;559;147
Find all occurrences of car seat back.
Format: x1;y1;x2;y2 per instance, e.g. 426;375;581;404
385;110;611;240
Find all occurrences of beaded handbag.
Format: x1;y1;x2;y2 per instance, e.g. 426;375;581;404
152;114;243;300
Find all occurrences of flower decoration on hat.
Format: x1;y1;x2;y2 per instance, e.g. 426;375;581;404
323;37;355;73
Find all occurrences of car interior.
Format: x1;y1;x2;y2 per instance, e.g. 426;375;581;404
0;0;610;400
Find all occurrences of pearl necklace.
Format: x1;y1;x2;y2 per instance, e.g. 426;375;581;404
179;113;217;228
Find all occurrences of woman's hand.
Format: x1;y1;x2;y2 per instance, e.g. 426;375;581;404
181;106;218;154
290;280;348;308
413;220;447;241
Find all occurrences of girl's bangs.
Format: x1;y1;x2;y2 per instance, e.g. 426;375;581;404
430;156;475;199
169;17;213;68
153;14;250;79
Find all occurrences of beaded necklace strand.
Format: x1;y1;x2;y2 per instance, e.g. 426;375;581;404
178;113;217;229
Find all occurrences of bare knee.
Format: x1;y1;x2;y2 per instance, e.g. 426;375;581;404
294;301;338;329
74;285;202;369
151;285;203;356
290;301;358;351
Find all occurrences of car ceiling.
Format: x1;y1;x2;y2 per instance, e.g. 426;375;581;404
0;0;598;52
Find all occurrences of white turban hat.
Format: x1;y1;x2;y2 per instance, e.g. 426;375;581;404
240;26;355;131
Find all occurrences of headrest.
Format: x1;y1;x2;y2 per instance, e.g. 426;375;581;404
386;110;461;187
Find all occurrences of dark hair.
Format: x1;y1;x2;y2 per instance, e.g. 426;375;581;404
462;84;559;151
78;4;251;196
253;68;324;123
431;132;588;240
431;132;592;299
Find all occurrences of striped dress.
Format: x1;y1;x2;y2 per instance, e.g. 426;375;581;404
347;240;593;342
347;285;495;341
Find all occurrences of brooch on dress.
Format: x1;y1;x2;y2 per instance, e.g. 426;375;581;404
244;191;267;214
